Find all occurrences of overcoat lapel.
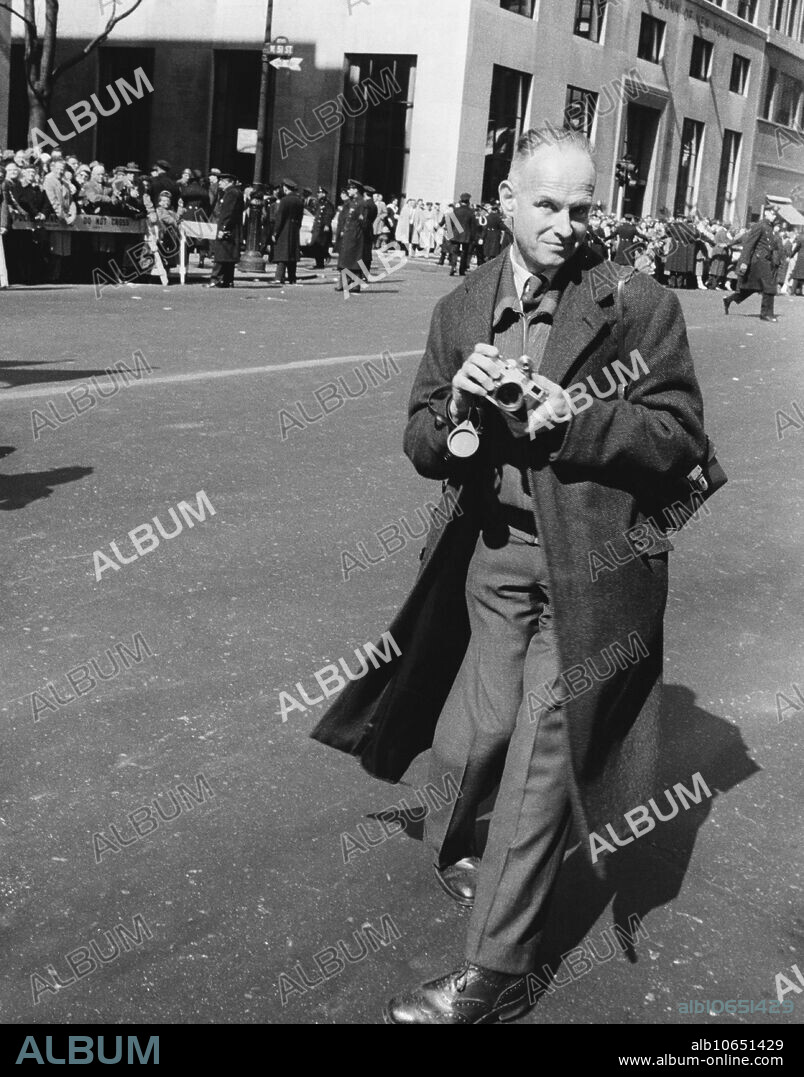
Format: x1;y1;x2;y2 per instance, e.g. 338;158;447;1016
460;257;505;349
539;268;613;387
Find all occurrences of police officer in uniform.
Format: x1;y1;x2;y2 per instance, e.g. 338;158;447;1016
724;205;784;322
310;186;335;269
205;172;243;289
335;179;368;294
272;177;305;285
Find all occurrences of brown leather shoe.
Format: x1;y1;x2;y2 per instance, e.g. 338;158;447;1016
434;857;480;907
384;963;529;1024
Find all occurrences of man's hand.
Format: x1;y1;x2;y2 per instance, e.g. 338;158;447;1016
525;371;573;437
450;343;504;421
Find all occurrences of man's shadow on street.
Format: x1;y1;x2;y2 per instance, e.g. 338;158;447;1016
522;684;760;983
0;448;92;509
386;684;758;981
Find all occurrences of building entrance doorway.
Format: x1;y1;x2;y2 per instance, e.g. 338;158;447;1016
621;102;661;217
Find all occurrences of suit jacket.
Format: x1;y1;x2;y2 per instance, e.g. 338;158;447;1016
211;185;244;263
273;192;305;262
311;246;708;876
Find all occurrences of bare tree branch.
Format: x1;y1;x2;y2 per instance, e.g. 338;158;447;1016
0;2;37;36
52;0;147;81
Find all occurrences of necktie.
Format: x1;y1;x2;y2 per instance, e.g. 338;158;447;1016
520;274;545;311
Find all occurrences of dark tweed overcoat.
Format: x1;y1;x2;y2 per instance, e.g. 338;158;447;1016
311;247;707;875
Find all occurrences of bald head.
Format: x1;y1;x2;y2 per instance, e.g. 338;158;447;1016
508;126;597;191
500;129;597;274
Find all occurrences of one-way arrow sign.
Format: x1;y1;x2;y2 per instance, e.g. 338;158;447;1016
270;57;303;71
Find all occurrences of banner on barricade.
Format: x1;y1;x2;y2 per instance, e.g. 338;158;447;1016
11;216;148;234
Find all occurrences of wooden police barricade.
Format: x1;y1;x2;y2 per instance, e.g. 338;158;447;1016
8;215;171;287
178;221;217;285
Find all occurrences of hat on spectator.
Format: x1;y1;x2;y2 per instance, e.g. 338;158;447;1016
364;184;377;195
282;177;298;189
208;167;221;177
218;171;238;183
459;192;471;203
152;159;171;172
347;178;364;191
124;161;142;173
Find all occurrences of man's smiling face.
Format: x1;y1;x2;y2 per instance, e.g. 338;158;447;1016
500;145;596;272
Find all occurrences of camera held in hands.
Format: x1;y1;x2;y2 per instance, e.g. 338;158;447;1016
489;357;549;414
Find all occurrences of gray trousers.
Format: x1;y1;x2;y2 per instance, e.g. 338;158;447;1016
425;531;573;975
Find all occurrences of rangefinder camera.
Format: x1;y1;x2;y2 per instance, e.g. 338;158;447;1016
489;358;549;414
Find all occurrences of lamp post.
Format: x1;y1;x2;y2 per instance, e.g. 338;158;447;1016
240;0;274;274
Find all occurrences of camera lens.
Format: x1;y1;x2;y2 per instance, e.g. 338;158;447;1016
494;383;524;411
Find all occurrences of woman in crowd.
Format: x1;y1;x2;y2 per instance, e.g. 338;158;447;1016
707;222;733;290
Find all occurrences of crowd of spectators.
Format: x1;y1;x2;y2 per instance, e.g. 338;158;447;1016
384;194;804;295
3;143;803;296
0;146;225;284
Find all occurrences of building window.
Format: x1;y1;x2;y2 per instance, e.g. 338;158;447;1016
500;0;536;16
674;118;705;217
774;71;803;127
763;66;804;127
730;54;750;95
483;65;532;202
714;130;741;222
337;56;415;200
772;0;785;31
573;1;608;42
690;37;713;81
565;86;598;138
787;0;800;36
735;1;757;22
638;15;665;64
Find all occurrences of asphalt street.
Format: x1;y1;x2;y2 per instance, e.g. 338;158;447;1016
0;260;802;1026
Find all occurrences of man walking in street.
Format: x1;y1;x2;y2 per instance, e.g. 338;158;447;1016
272;178;305;286
311;128;709;1024
449;192;476;276
724;205;784;322
205;172;243;289
335;179;368;294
